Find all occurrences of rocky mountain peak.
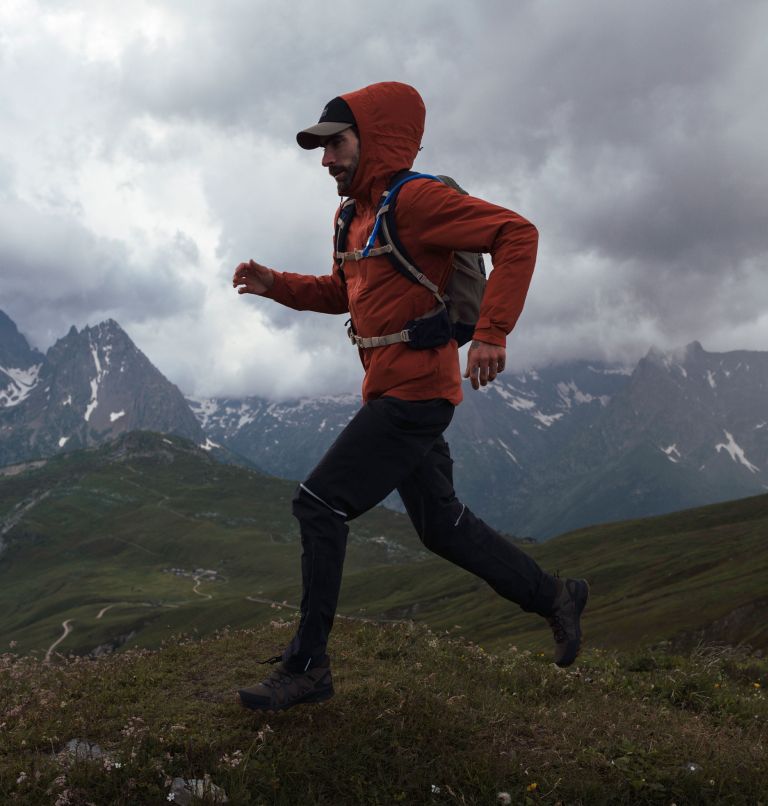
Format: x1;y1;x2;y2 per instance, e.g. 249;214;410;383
0;310;43;368
1;311;202;467
0;310;44;410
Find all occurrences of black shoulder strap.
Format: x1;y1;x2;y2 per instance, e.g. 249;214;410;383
334;199;357;283
379;170;422;285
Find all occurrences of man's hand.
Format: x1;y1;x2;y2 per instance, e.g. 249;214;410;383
232;260;275;295
463;339;506;390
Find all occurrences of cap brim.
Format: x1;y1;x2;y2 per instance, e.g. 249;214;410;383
296;122;352;150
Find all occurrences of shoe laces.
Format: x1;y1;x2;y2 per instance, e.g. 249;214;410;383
547;613;567;643
255;655;290;688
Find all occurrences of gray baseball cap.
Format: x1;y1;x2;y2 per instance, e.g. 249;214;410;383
296;96;356;150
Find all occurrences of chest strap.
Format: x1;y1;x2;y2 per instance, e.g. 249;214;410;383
335;245;392;263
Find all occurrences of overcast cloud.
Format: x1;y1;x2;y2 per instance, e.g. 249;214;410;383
1;0;766;398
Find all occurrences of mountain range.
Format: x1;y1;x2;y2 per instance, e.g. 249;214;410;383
2;309;766;537
187;341;768;537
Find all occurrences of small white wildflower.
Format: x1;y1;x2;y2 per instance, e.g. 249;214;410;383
431;784;441;794
16;772;28;785
167;794;175;802
497;793;511;805
220;749;243;768
256;724;274;744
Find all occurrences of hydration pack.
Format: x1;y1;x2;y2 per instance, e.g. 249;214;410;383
334;171;486;349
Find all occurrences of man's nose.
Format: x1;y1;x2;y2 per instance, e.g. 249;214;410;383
321;148;334;167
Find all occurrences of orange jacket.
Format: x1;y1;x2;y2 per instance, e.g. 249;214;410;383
265;82;538;406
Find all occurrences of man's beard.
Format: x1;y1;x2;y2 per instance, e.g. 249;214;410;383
331;154;359;195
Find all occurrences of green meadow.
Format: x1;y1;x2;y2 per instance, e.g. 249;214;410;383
2;431;766;661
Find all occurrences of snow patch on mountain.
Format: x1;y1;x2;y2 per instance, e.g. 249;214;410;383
533;411;563;427
200;438;221;451
556;381;610;409
0;364;42;408
661;444;681;463
715;431;759;473
492;386;536;410
84;340;109;422
236;404;257;429
110;411;125;422
497;438;520;465
187;397;220;429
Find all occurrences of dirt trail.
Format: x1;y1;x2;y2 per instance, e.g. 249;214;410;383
45;619;74;662
192;576;213;600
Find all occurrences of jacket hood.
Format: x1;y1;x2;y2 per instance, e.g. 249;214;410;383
340;81;426;205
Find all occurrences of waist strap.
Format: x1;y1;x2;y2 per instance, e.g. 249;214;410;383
347;326;412;349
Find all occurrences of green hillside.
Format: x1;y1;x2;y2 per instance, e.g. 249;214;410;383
357;490;768;654
0;432;426;657
1;431;767;662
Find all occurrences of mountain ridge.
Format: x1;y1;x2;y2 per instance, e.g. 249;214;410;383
1;315;203;466
2;309;766;538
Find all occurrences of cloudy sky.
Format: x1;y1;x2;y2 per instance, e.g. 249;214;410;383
1;0;766;399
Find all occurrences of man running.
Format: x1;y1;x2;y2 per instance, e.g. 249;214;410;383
233;81;588;713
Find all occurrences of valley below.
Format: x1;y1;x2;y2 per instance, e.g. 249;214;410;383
2;431;767;663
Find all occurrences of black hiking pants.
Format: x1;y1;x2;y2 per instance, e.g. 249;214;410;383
282;396;559;671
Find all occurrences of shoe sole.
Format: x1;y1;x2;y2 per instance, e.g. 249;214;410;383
237;687;334;713
555;579;590;668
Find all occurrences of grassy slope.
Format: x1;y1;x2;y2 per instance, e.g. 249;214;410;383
0;433;425;656
1;620;766;805
338;490;768;654
2;432;767;662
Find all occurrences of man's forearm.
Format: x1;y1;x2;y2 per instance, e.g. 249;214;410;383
263;269;349;315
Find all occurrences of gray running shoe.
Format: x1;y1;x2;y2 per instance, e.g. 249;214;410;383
238;655;334;712
547;578;589;667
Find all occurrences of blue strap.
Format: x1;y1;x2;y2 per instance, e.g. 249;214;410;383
361;173;444;257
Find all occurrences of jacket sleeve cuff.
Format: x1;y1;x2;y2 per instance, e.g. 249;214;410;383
471;322;507;348
262;270;289;304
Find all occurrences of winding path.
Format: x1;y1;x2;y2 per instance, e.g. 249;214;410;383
42;582;398;661
192;576;213;599
44;619;74;662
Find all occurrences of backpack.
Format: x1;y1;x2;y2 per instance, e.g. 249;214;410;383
334;171;486;349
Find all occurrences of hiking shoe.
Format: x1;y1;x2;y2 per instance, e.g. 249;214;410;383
238;655;334;712
547;578;589;667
